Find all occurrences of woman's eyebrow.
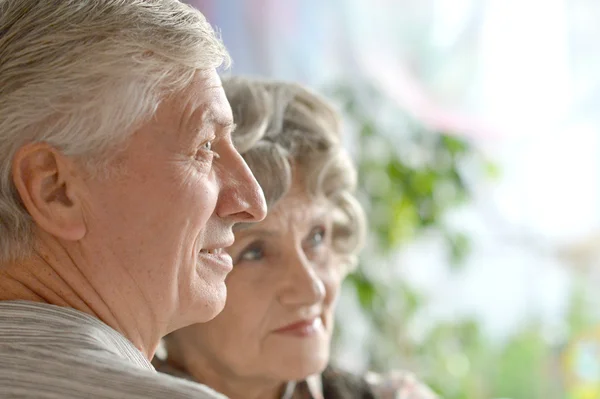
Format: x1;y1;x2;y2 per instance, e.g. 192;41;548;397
233;226;278;237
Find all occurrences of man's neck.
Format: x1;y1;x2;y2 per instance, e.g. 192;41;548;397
0;237;160;360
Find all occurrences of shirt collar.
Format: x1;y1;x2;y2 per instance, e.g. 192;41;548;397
0;300;153;370
281;374;324;399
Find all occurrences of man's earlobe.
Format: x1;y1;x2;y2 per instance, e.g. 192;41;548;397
12;143;86;241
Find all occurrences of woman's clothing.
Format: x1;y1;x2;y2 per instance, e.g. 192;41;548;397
283;365;438;399
154;359;438;399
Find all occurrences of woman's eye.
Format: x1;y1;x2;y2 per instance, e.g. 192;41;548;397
202;141;213;151
306;226;326;248
237;243;265;263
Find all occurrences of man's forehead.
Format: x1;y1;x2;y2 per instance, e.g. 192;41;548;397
185;70;226;105
175;76;232;133
194;68;222;86
201;101;233;128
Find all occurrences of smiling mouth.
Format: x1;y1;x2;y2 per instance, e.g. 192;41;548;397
199;248;224;255
197;248;233;273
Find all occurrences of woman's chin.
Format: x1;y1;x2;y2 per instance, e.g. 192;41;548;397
271;352;330;381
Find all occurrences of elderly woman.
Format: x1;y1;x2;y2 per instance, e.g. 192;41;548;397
155;77;438;399
0;1;265;398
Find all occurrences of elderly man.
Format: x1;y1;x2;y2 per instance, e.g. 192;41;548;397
0;0;266;398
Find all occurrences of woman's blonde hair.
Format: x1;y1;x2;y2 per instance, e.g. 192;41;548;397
0;0;229;262
223;77;366;270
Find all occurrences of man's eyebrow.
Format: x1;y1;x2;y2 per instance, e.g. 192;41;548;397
201;107;235;130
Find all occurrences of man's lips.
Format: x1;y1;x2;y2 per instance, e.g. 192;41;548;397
197;250;233;272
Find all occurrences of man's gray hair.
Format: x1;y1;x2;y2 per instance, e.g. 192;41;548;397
0;0;230;262
223;77;366;271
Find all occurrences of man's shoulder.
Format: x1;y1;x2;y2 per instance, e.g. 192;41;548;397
0;344;225;399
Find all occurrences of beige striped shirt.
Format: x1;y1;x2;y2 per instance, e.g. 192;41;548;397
0;300;225;398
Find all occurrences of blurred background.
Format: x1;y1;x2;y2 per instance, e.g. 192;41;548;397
186;1;600;398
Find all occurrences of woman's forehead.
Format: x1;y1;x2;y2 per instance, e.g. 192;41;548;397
271;194;329;223
236;192;331;237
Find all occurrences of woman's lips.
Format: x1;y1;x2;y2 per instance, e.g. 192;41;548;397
273;317;323;337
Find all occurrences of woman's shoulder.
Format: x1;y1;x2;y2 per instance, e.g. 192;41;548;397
320;365;438;399
363;369;439;399
320;365;377;399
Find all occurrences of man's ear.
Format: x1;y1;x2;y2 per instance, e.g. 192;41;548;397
12;142;86;241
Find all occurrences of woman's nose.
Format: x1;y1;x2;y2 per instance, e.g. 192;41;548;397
278;252;326;307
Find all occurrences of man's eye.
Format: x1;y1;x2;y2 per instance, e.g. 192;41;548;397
195;140;219;161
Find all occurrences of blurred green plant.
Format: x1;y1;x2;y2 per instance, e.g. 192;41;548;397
325;79;573;399
329;81;486;268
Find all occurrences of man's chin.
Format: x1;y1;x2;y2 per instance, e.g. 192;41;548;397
171;282;227;331
197;283;228;322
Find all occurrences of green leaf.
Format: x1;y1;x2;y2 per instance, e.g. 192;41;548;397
484;160;501;180
388;197;419;246
440;134;471;156
447;232;471;270
345;272;378;311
